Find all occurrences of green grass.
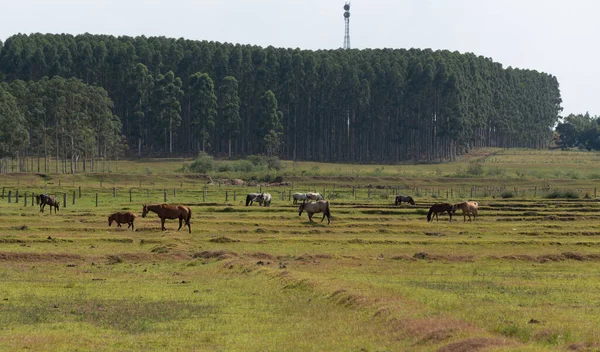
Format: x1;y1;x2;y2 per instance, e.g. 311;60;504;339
3;148;600;350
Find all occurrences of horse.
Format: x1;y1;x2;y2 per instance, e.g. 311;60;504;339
427;203;453;222
394;195;415;206
245;193;262;206
452;201;479;222
38;194;59;214
142;203;192;234
255;192;272;207
292;193;307;204
306;192;324;201
299;200;331;225
108;211;138;231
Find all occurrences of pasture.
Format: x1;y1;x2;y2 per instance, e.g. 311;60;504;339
2;148;600;351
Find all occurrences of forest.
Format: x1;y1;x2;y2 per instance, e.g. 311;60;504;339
0;33;563;169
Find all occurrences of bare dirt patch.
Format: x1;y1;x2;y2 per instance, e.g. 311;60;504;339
0;252;84;262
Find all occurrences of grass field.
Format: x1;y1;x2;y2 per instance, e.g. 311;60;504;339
2;148;600;351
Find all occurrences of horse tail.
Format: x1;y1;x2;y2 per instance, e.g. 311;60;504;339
427;208;433;222
186;207;192;224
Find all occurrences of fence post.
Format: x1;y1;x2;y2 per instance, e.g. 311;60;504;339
95;192;98;207
1;186;4;199
129;189;132;202
63;193;67;208
595;187;597;198
32;192;35;206
15;190;19;203
202;188;206;202
24;192;27;206
8;190;11;203
146;189;149;198
78;186;81;198
173;188;176;198
113;187;116;197
368;188;371;199
226;191;228;202
234;190;236;201
72;190;76;205
534;186;537;198
164;190;167;202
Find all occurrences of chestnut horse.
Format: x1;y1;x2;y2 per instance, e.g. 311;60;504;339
427;203;453;222
142;204;192;233
299;200;331;225
108;211;138;231
452;201;479;222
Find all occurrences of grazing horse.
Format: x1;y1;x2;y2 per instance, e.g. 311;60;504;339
306;192;324;201
38;194;60;214
299;200;331;225
108;211;138;231
292;193;307;204
394;195;415;206
245;193;262;206
427;203;454;222
142;203;192;234
255;192;272;207
452;201;479;222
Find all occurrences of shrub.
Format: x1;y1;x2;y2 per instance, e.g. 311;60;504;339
546;190;580;199
501;190;515;198
466;162;484;176
232;160;255;173
188;152;214;173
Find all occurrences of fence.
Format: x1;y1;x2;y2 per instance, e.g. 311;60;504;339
1;182;598;209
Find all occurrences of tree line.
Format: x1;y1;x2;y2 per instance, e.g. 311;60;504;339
555;113;600;150
0;33;562;166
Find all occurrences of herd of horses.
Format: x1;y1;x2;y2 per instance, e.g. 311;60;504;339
33;191;477;234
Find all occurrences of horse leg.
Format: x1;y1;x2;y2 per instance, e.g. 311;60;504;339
131;222;135;231
178;217;183;231
308;213;314;222
448;211;453;222
321;213;326;222
161;218;166;231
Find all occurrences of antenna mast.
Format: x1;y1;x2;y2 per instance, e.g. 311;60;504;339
343;2;351;49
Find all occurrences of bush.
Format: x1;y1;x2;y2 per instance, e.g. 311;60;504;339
466;162;484;176
232;160;256;173
188;152;214;173
501;190;515;198
545;190;580;199
246;154;282;171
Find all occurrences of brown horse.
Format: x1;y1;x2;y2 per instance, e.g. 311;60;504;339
108;211;138;231
142;204;192;233
452;201;479;222
38;194;59;214
427;203;453;222
299;200;331;225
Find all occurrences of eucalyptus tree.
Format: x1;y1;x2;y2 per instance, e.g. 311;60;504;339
218;76;241;158
150;71;184;155
188;72;217;152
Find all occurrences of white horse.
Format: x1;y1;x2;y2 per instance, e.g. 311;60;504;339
292;193;307;204
256;192;272;207
306;192;324;201
299;200;331;225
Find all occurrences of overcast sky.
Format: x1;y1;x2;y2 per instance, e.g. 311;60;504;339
1;0;597;117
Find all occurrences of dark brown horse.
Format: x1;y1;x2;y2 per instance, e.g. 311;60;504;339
108;211;138;231
427;203;453;222
37;194;59;214
142;204;192;233
299;200;331;225
394;195;415;206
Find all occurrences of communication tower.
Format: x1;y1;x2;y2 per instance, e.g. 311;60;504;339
343;2;351;49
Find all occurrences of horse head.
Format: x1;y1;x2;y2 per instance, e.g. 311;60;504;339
409;197;416;205
108;215;114;227
142;204;148;218
298;203;305;216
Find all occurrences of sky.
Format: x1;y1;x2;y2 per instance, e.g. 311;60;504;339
0;0;598;117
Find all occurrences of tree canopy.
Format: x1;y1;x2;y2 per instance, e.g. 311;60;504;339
0;33;563;163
